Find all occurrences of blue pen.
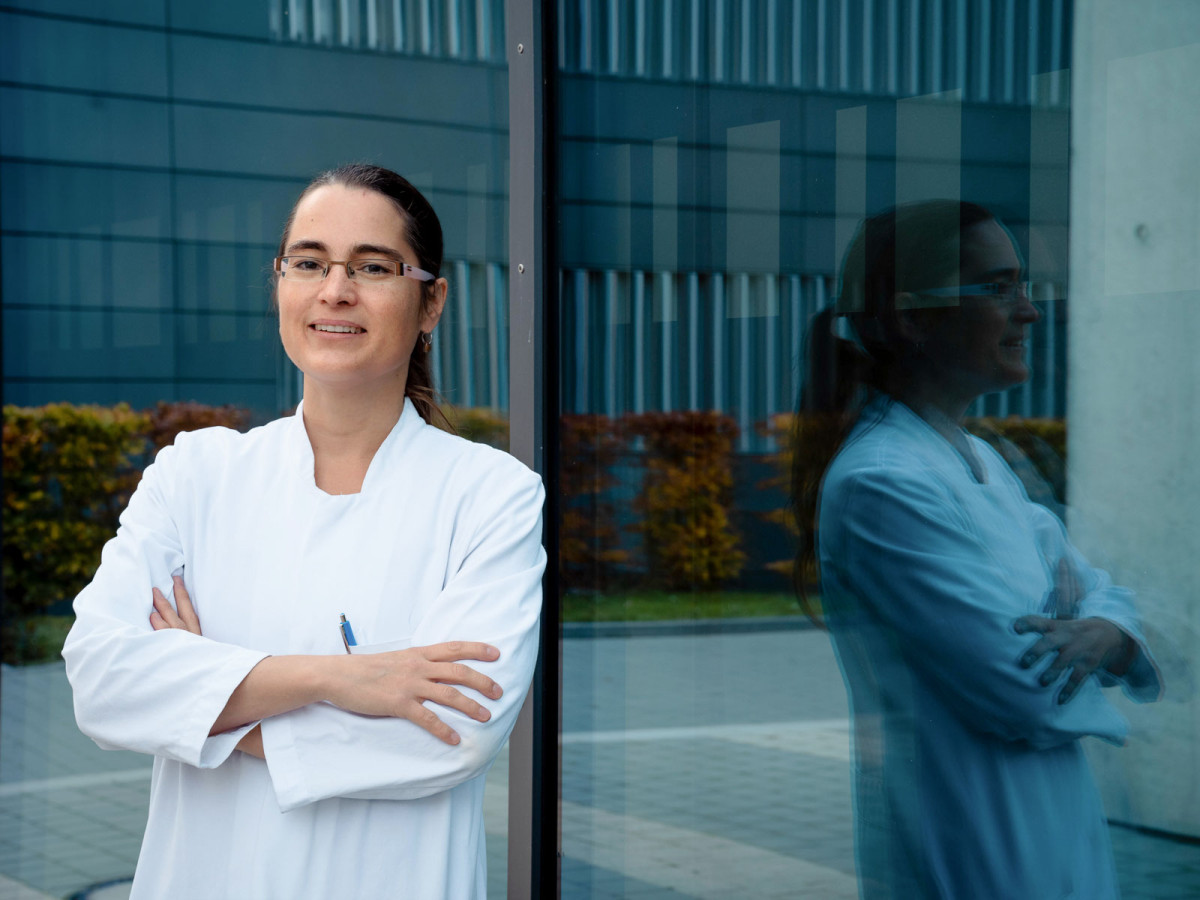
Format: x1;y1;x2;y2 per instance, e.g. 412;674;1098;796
339;614;357;652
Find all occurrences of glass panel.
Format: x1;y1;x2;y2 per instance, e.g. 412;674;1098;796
0;2;512;897
556;0;1199;897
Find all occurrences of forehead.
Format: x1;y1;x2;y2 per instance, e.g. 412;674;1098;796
287;184;408;251
961;219;1022;276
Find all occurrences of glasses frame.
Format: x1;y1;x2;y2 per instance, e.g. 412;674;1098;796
273;255;436;284
912;281;1032;302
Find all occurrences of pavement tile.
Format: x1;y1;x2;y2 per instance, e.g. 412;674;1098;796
6;639;1200;899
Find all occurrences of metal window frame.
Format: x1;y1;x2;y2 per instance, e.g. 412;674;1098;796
506;0;560;895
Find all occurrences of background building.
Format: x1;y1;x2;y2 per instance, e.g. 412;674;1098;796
3;0;1068;432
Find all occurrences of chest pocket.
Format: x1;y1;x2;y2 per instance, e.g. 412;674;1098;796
347;636;414;655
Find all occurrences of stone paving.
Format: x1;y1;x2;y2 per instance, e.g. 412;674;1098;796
2;629;1197;899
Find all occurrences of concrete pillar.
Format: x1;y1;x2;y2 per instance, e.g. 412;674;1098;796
1070;0;1200;838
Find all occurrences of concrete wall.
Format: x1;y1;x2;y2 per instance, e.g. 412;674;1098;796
1071;0;1200;838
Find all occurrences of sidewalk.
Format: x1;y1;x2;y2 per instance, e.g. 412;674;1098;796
3;629;1197;899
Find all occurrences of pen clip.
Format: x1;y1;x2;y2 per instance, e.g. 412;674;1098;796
339;614;357;653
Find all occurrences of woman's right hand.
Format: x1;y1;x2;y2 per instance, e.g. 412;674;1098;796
326;642;504;745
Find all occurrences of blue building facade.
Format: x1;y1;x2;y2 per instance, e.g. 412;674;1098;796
3;0;1068;440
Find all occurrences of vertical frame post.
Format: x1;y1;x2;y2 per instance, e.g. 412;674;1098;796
506;0;558;896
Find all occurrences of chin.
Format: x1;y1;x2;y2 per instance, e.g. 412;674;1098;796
999;365;1031;389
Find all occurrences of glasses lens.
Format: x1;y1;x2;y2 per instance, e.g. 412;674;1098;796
348;259;400;282
1005;281;1032;302
281;257;325;280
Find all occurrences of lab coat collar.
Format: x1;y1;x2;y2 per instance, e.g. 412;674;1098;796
289;398;424;497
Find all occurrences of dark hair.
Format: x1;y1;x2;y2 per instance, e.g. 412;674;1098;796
277;163;450;428
791;200;997;621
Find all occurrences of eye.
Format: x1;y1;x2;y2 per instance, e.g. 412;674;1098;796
994;280;1031;300
289;257;325;272
355;259;397;276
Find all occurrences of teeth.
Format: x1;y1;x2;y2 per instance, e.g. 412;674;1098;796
314;324;364;334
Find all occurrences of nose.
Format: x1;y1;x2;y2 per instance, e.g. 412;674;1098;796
1014;283;1040;323
316;261;357;305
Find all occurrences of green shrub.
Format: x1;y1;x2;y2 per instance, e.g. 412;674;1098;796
625;411;745;591
2;403;150;619
2;400;255;663
444;406;509;449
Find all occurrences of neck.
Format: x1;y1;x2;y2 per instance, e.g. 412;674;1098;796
892;378;973;440
300;379;408;494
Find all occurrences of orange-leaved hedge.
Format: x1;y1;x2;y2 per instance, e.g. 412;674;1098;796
625;410;745;591
147;401;252;450
559;414;631;591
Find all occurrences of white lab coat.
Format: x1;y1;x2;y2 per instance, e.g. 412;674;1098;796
63;399;545;899
818;398;1160;900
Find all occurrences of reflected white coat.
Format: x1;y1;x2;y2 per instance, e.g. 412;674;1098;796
63;399;545;899
818;399;1160;900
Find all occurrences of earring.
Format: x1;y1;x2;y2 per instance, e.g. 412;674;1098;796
420;331;433;353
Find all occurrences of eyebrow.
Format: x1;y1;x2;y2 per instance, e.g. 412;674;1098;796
976;265;1024;281
283;239;404;259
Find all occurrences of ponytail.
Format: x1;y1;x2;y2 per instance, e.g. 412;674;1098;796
791;306;876;624
405;324;454;432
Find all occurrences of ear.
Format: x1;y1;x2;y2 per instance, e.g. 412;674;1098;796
421;277;448;333
892;293;930;345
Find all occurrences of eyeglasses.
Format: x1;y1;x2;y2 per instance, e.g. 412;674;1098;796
913;281;1032;303
274;256;436;284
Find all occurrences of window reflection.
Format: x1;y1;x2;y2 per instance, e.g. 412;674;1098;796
558;1;1198;898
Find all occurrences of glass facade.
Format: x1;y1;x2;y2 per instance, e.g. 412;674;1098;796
3;1;1199;898
1;0;510;415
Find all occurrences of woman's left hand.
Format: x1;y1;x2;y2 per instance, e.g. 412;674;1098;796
1013;615;1135;704
150;575;202;635
150;579;266;757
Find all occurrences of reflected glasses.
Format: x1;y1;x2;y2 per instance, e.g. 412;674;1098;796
914;281;1032;303
274;256;436;284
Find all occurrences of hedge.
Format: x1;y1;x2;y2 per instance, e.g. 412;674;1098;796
3;404;149;623
559;414;631;592
0;401;502;634
3;401;1066;638
2;402;250;634
625;411;746;591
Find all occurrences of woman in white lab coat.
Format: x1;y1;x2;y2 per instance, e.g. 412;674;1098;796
796;201;1161;899
63;163;545;899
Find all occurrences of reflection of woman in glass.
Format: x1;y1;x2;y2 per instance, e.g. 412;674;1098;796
797;201;1161;898
64;164;544;898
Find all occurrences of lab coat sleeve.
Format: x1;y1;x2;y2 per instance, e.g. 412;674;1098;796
822;465;1146;750
62;441;271;768
1027;502;1163;702
259;462;545;811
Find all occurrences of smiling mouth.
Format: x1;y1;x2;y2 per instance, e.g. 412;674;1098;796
312;324;365;334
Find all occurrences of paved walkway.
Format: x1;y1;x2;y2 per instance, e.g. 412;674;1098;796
2;630;1197;898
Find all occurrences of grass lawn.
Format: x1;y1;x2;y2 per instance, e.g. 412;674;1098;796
2;615;75;665
562;590;809;623
3;594;814;664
